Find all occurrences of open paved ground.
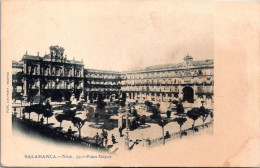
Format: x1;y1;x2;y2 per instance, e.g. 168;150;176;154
13;102;213;152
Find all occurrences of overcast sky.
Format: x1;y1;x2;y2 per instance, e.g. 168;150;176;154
4;1;213;71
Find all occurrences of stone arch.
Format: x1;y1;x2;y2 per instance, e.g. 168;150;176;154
182;86;194;103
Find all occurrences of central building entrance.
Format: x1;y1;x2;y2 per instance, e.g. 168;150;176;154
182;87;194;103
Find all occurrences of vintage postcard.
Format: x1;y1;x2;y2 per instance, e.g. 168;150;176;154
1;0;259;167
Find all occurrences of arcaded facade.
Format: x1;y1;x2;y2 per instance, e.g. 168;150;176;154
20;46;84;102
120;54;214;107
12;46;213;107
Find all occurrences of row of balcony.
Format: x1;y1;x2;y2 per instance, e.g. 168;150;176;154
25;71;84;78
121;81;213;86
121;71;213;79
84;75;120;80
195;90;214;94
85;88;119;92
22;71;213;81
86;81;118;85
121;87;213;93
30;85;83;90
121;88;179;92
121;77;212;83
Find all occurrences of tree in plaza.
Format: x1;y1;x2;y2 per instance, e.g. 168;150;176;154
199;106;210;129
132;106;139;117
63;108;77;121
96;92;107;120
76;101;84;110
140;115;146;125
22;106;33;120
34;95;46;105
55;113;66;128
34;104;44;122
85;105;94;119
144;100;153;111
173;117;187;138
94;112;100;124
187;108;201;134
103;114;113;130
45;99;52;110
176;101;184;115
150;105;161;120
43;109;54;124
71;117;86;139
157;119;169;145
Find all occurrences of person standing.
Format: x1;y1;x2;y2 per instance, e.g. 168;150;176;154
68;126;72;133
94;132;100;147
112;134;117;144
104;138;108;148
104;130;108;140
100;131;104;146
119;126;123;137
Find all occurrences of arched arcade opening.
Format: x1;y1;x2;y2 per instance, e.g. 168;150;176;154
182;86;194;103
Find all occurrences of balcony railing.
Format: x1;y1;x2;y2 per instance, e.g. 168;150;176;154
196;90;213;95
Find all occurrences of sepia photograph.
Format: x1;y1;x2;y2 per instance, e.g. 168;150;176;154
12;46;214;152
1;0;259;167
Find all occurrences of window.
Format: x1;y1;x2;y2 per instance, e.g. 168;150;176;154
199;70;202;75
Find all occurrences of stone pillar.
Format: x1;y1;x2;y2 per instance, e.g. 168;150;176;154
72;65;75;77
70;93;76;104
178;86;183;100
160;93;163;102
62;66;64;76
161;93;164;102
193;85;198;100
24;62;27;74
23;79;27;96
125;107;130;150
87;93;89;101
37;80;40;96
37;64;40;75
118;114;123;128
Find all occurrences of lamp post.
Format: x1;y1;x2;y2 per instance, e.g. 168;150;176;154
125;104;133;150
118;106;123;129
125;105;130;150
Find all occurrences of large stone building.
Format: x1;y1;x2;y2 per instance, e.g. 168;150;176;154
19;46;84;102
84;69;121;101
120;54;214;107
12;46;213;107
12;60;24;103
